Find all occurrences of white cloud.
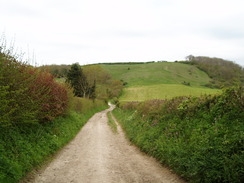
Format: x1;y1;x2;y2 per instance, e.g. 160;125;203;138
1;0;244;66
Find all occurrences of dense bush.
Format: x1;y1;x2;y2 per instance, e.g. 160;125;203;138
28;69;68;121
113;87;244;182
0;51;68;126
1;55;38;126
39;64;70;78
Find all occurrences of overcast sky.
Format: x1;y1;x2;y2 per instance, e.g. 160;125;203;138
1;0;244;66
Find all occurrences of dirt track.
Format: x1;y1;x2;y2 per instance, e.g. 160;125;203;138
28;105;185;183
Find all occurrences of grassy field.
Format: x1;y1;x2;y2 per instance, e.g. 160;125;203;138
120;84;220;101
101;62;220;101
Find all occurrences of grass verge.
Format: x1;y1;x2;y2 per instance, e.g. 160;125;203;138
0;105;107;183
107;112;117;133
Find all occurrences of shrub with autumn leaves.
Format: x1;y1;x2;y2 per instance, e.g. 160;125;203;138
0;51;68;126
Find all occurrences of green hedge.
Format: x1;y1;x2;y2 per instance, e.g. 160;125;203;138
113;87;244;183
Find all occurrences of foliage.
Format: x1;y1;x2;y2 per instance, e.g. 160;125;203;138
106;80;124;99
39;64;70;78
28;69;68;121
113;87;244;183
66;63;96;99
0;50;69;126
83;65;123;100
83;65;111;85
185;55;244;88
0;54;37;126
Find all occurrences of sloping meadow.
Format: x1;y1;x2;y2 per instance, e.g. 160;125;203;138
113;87;244;182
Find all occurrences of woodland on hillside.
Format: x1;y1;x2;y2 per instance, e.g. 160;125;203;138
184;55;244;88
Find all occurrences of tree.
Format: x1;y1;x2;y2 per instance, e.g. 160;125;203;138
88;80;96;100
83;65;111;85
186;55;195;61
66;63;95;98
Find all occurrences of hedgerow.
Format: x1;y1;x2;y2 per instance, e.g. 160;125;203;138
113;87;244;182
0;51;68;126
28;69;68;121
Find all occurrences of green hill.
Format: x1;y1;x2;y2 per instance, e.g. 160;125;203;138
101;62;220;101
101;62;211;87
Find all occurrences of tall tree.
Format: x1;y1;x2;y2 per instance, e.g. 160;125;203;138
66;63;93;98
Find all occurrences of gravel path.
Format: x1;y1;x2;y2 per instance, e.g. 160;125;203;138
27;105;185;183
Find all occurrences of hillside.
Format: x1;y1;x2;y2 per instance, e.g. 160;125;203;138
101;62;220;101
101;62;211;87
